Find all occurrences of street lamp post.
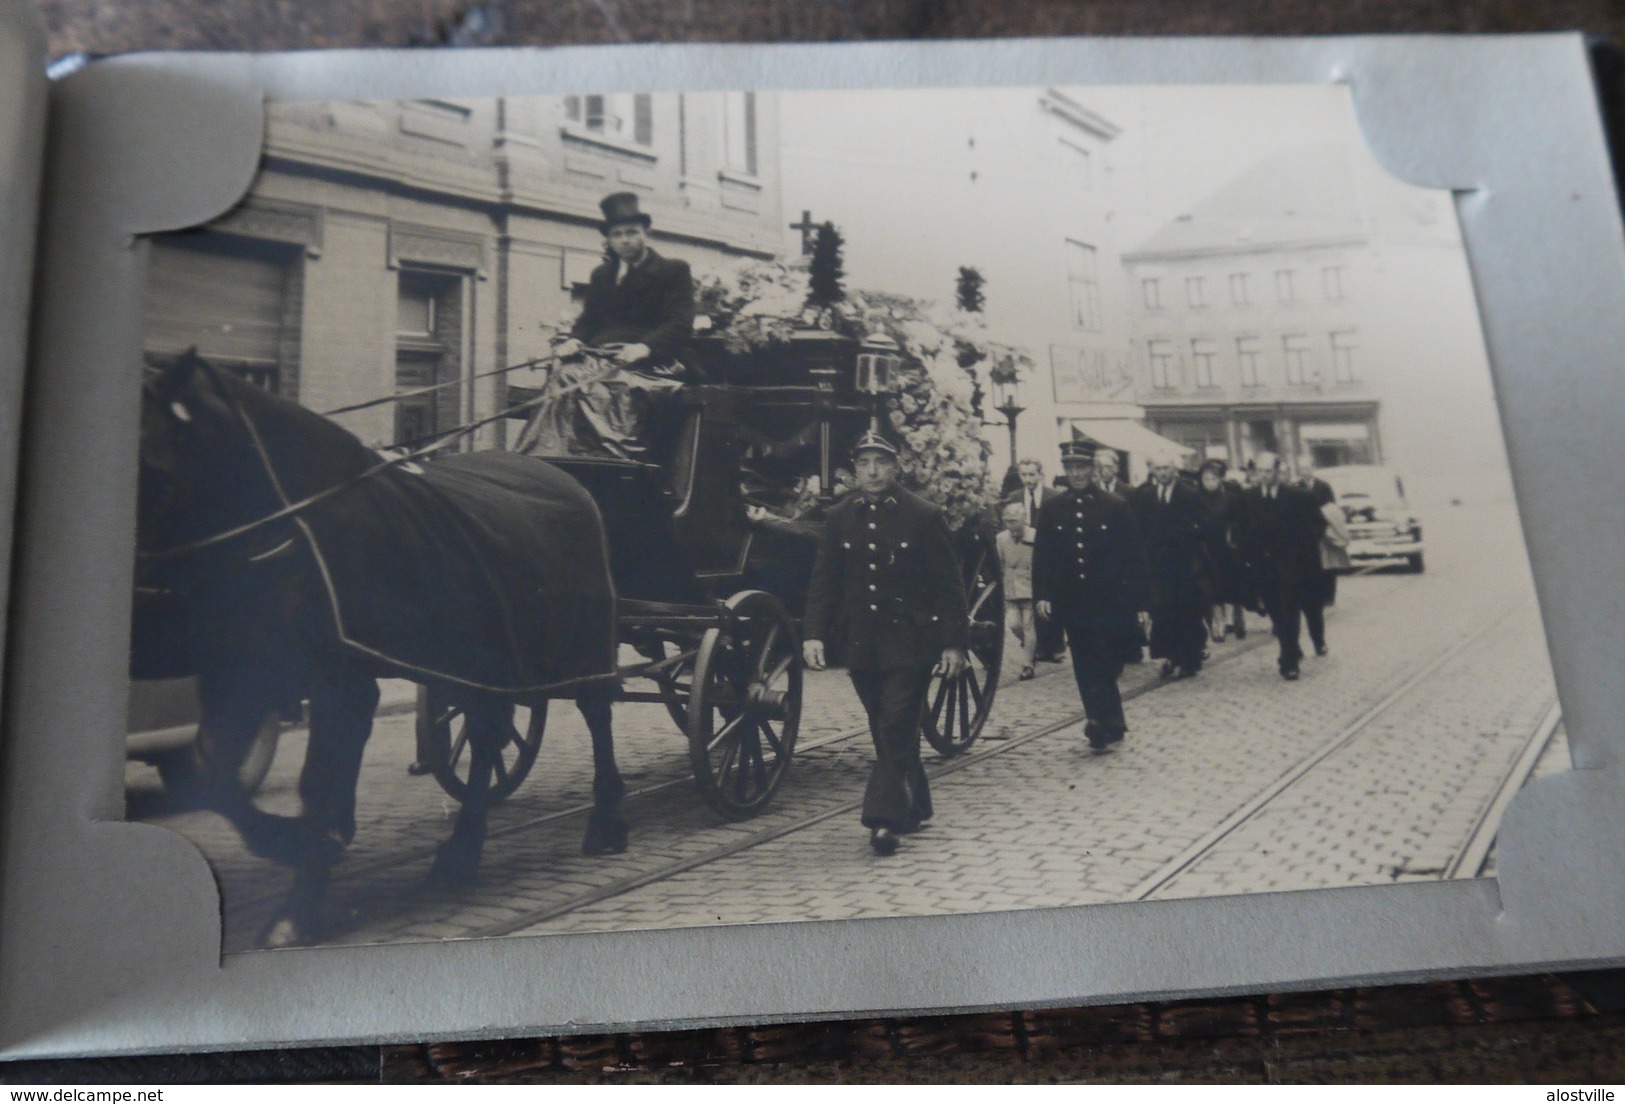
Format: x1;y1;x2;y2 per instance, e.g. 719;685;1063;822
991;371;1025;474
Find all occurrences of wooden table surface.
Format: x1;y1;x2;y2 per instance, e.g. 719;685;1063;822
16;0;1625;1082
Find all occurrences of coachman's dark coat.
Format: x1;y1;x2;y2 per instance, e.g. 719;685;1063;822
570;248;696;362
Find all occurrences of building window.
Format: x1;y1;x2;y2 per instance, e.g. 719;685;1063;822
722;91;757;175
1229;272;1250;306
1148;340;1176;390
395;269;464;447
1142;277;1163;310
1322;265;1346;301
1067;241;1103;332
1275;269;1297;304
1191;339;1217;388
565;93;653;146
1330;330;1358;383
1186;276;1206;309
1282;333;1310;385
144;232;301;396
1237;336;1262;387
1059;139;1092;191
397;275;437;338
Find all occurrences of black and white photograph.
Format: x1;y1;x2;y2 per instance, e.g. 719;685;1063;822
123;82;1563;955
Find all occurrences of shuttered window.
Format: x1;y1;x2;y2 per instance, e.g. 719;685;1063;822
144;233;298;391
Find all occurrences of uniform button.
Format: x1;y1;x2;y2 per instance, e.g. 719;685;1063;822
868;563;877;570
869;584;877;591
868;523;876;530
869;604;878;611
868;543;876;550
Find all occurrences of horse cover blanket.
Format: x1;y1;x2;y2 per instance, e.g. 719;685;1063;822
301;451;617;695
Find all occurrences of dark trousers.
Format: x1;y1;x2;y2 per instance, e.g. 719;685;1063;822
849;666;934;831
1062;623;1128;743
1259;572;1322;668
1150;591;1208;671
1035;614;1066;659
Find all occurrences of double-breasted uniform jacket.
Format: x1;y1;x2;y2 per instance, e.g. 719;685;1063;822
1032;485;1154;643
804;487;970;672
570;248;696;362
1130;479;1209;604
1235;482;1327;587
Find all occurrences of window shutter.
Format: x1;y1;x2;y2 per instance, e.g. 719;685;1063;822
634;94;653;145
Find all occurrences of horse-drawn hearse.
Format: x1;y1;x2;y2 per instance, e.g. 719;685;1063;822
409;331;1009;817
132;330;1002;944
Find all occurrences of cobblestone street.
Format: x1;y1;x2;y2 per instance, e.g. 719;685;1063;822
123;502;1565;953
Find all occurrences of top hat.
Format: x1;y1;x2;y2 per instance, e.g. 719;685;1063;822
1059;439;1096;465
599;191;652;232
851;430;900;459
1199;457;1230;477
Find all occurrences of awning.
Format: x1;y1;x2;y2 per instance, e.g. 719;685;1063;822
1069;419;1192;465
1298;422;1371;441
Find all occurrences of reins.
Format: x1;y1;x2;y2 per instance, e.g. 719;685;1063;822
137;349;624;562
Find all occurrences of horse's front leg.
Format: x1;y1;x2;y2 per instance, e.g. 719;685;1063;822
579;690;628;857
257;665;378;948
426;696;503;888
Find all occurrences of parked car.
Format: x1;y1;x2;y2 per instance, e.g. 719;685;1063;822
1317;464;1425;573
126;677;282;795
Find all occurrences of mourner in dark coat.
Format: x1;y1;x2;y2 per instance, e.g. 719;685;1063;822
1131;459;1210;678
1235;452;1329;679
803;432;969;856
1013;457;1066;662
1034;440;1154;751
1195;458;1252;642
1293;460;1341;624
516;193;695;461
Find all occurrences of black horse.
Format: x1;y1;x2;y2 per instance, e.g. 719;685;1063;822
135;351;629;947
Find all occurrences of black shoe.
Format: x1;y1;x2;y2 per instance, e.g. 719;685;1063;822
1314;643;1329;657
1159;660;1176;679
1280;665;1300;681
1235;624;1247;640
870;827;900;856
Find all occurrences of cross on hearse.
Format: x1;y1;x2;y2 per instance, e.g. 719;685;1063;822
790;210;821;256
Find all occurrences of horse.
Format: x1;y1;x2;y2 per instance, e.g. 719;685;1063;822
135;350;629;947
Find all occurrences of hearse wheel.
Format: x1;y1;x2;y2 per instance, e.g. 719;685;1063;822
687;590;803;820
417;686;545;805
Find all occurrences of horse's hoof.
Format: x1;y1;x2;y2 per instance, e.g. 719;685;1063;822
258;914;314;949
424;838;482;890
582;816;629;857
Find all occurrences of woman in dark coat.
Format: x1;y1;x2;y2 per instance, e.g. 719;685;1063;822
1195;459;1251;642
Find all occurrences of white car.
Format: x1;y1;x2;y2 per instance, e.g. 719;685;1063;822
1318;464;1425;573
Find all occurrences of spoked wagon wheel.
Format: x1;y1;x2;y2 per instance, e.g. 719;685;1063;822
654;645;699;734
921;545;1005;758
416;686;546;805
687;590;803;820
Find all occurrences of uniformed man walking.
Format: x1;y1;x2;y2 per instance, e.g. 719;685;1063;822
1034;441;1154;752
803;431;970;856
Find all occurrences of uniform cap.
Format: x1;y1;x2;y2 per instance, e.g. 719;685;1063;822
1059;439;1096;464
851;430;900;459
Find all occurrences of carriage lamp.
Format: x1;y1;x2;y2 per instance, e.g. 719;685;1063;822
991;367;1026;472
855;333;901;395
